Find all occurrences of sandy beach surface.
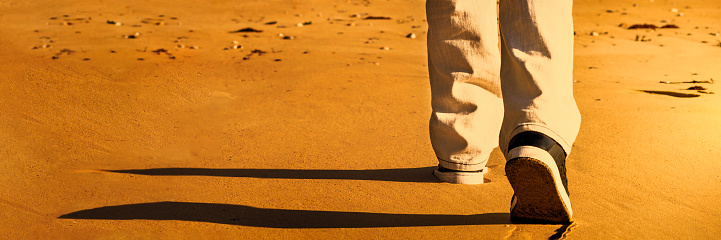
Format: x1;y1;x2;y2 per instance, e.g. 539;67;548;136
1;0;720;239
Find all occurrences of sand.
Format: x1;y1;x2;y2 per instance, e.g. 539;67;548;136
1;0;720;239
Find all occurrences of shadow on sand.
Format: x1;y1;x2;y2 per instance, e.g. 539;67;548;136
60;167;575;233
104;166;440;183
59;201;511;228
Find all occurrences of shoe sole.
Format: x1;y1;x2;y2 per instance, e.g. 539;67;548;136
506;146;572;223
433;167;487;185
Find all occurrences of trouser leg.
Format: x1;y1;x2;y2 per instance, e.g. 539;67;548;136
498;0;581;156
427;0;503;171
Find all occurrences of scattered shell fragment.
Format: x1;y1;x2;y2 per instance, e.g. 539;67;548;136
671;8;679;13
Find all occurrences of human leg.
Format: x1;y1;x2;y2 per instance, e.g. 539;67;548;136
498;0;580;222
426;0;504;184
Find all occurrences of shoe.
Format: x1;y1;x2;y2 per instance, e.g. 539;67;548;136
433;161;487;185
505;131;572;223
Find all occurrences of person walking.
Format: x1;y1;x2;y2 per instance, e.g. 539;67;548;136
426;0;581;223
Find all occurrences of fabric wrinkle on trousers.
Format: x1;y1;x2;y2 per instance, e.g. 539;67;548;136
427;0;581;171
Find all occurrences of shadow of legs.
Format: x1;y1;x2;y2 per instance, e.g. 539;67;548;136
59;202;510;228
105;167;440;183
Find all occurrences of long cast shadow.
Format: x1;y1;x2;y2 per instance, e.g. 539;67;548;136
105;167;439;183
59;202;510;228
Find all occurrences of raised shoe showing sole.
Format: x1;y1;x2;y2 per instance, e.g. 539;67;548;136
506;146;572;223
433;165;487;185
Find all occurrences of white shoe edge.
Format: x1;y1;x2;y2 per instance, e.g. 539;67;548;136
433;167;488;185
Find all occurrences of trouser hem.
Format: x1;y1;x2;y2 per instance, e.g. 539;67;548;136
437;157;488;171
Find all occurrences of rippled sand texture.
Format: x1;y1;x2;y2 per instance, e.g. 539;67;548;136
1;0;720;239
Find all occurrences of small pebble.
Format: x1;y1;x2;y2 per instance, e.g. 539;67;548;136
591;31;599;36
406;33;416;39
380;46;390;50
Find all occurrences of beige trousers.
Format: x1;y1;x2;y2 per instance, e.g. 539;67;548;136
427;0;581;171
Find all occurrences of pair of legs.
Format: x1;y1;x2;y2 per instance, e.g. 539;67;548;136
426;0;581;222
